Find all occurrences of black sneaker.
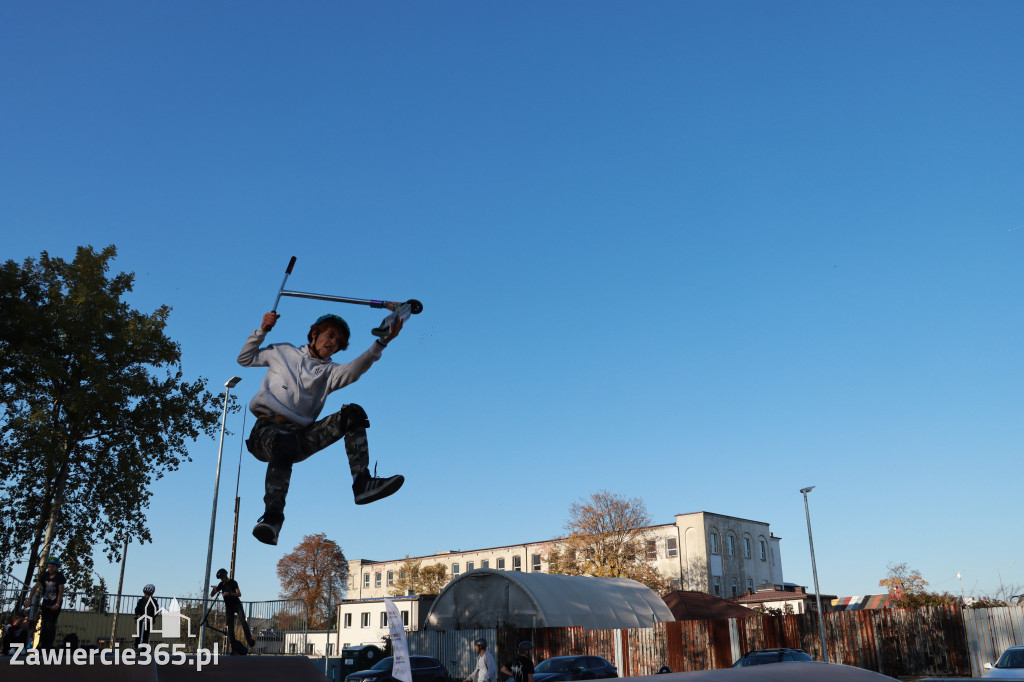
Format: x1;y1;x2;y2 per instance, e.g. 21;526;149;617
353;466;404;505
252;514;283;545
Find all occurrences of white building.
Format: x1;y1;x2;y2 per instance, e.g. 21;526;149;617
347;511;783;602
335;594;436;649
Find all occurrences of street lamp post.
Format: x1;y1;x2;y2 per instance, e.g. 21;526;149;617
200;376;241;650
801;486;828;663
230;411;248;579
326;571;336;676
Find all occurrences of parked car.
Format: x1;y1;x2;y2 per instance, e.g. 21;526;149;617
532;655;618;682
731;648;814;667
345;655;451;682
984;645;1024;678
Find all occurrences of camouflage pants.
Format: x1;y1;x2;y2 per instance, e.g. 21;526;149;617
246;403;370;516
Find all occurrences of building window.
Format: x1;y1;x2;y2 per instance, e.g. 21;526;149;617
363;573;370;588
760;540;767;561
727;535;735;557
482;560;489;569
452;563;460;576
747;579;753;592
401;610;409;626
743;538;751;559
666;537;678;558
387;570;394;586
713;577;721;596
328;643;335;656
710;532;719;555
289;643;297;654
467;561;475;572
512;556;521;571
646;540;657;560
344;613;352;628
360;612;370;627
380;612;388;627
731;578;738;597
532;554;542;572
307;643;314;655
497;558;505;570
375;572;382;587
400;570;406;581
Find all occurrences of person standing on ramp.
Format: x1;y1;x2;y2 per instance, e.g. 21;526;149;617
211;568;256;648
238;311;404;546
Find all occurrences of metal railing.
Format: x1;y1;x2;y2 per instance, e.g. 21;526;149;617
0;587;308;655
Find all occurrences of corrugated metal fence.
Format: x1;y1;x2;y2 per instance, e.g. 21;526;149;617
407;604;1024;678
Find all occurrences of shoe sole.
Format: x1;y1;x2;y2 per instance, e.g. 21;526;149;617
252;523;279;545
354;475;405;505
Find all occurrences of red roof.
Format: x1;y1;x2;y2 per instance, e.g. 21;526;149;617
662;590;756;620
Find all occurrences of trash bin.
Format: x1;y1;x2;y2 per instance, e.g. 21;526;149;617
340;644;386;680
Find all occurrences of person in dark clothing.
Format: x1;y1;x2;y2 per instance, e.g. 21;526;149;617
501;640;535;682
24;557;65;649
134;584;159;648
211;568;255;647
2;612;30;655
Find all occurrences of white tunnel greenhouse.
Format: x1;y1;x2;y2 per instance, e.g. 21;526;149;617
424;569;674;630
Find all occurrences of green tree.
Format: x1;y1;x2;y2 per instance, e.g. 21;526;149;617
547;490;670;595
82;577;110;614
879;562;957;607
0;245;225;592
277;533;349;629
389;557;449;596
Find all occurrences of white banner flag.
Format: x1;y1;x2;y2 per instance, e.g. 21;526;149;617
383;598;412;682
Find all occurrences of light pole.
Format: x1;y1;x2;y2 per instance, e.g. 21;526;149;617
801;486;828;663
998;562;1015;601
200;376;241;649
230;411;248;579
326;571;336;676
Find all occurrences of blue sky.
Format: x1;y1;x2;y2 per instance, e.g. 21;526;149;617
2;1;1021;605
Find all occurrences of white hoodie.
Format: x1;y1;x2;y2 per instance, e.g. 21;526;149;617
237;328;383;426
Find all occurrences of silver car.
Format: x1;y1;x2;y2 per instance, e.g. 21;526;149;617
984;645;1024;679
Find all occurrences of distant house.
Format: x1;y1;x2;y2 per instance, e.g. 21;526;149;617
662;590;756;620
729;583;836;614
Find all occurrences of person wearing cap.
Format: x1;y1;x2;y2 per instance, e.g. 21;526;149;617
501;641;535;682
134;584;159;648
211;568;255;648
238;310;405;546
24;557;66;649
465;638;496;682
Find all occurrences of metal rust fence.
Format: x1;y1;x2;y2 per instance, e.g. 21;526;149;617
0;587;307;655
403;603;1024;678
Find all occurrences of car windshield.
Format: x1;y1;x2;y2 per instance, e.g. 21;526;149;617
536;658;576;674
369;657;395;671
996;649;1024;669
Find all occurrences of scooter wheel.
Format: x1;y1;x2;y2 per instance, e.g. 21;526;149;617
408;299;424;314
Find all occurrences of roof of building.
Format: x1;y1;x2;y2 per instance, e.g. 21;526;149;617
831;594;892;610
730;587;837;605
425;569;675;630
662;590;756;620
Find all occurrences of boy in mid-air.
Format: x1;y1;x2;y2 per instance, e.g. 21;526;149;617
238;311;404;545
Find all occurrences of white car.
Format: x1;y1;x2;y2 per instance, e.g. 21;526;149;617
984;645;1024;678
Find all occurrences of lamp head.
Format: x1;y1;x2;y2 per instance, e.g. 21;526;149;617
225;376;242;389
800;486;815;494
